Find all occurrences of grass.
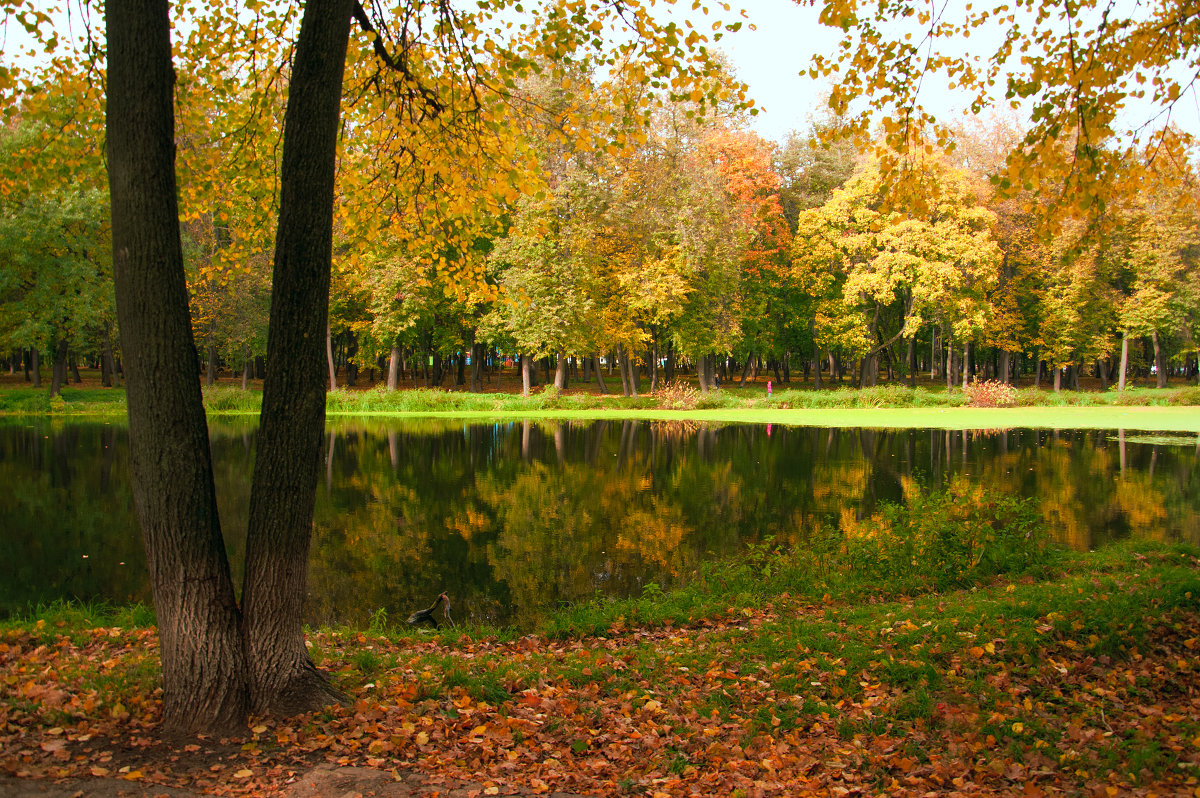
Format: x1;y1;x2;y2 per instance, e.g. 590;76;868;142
2;379;1198;431
6;532;1199;793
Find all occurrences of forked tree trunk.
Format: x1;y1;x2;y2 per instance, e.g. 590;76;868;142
107;0;353;735
624;347;639;397
617;351;630;396
107;0;248;734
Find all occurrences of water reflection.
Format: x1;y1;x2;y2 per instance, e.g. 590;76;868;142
1;419;1197;626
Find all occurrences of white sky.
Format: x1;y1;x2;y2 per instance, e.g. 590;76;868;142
7;0;1198;148
710;0;830;143
712;0;1200;146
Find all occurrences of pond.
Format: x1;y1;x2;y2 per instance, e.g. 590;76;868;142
2;418;1197;626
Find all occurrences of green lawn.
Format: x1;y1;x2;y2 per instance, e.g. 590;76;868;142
2;382;1199;431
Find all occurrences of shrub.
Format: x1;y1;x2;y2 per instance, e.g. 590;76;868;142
656;381;700;410
856;384;917;407
840;488;1054;592
963;379;1018;408
201;385;261;413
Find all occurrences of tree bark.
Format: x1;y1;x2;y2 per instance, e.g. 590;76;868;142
593;355;609;394
1152;331;1167;388
520;354;532;396
326;323;337;391
107;0;248;734
1118;331;1129;391
470;342;484;392
206;344;217;386
49;336;68;398
241;0;353;719
553;353;568;390
387;345;400;390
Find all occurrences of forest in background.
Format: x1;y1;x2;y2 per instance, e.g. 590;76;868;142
2;0;1199;401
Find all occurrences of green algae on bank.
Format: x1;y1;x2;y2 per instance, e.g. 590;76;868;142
328;405;1200;432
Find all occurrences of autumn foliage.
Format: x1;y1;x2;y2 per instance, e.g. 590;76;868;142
3;542;1200;795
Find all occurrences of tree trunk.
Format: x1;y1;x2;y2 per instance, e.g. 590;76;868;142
961;341;970;390
70;351;82;383
617;350;630;396
325;323;337;391
107;0;248;734
242;347;252;390
906;336;916;388
470;342;484;393
1118;331;1129;390
553;353;568;390
206;344;217;386
241;0;353;719
101;328;116;387
49;336;68;398
593;355;608;394
520;354;532;397
387;345;400;390
1152;331;1167;388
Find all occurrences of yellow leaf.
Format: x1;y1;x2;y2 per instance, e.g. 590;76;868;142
233;769;253;778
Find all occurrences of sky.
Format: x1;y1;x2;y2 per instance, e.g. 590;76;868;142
712;0;1200;147
6;0;1198;148
707;0;830;143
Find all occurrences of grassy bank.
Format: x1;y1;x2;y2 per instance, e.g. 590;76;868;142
4;494;1199;794
2;382;1199;431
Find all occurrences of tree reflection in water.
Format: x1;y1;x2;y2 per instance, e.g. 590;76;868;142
1;420;1196;625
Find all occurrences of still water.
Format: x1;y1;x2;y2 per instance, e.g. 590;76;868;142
2;419;1197;626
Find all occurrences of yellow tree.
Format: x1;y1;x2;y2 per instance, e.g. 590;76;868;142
812;0;1200;231
792;154;1001;388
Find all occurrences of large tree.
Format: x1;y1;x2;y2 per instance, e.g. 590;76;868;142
102;0;734;735
107;0;353;733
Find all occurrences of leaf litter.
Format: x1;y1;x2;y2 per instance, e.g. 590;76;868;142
3;548;1200;796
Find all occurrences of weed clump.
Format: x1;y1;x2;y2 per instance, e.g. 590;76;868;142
964;379;1018;407
656;381;700;410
